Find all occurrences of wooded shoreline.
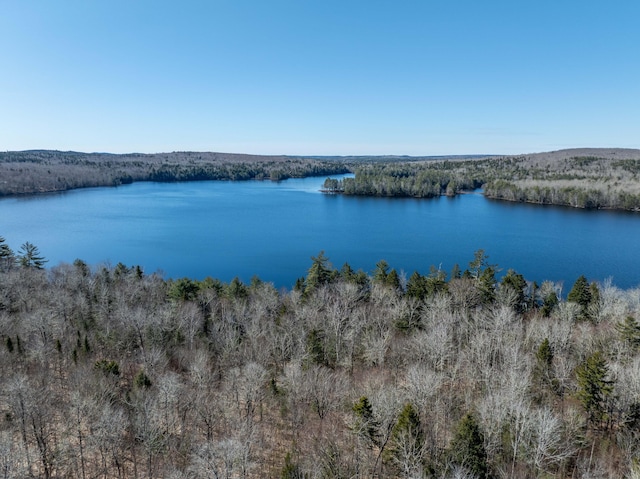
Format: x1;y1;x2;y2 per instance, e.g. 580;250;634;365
3;148;640;212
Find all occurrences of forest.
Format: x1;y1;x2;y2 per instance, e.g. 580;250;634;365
4;148;640;212
323;148;640;212
0;151;349;196
1;237;639;478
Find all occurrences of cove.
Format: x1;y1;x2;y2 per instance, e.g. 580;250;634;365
2;175;639;290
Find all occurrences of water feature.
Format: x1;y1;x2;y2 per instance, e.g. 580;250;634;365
2;175;639;289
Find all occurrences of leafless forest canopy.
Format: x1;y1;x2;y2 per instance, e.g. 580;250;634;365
1;240;640;478
327;148;640;211
0;150;350;196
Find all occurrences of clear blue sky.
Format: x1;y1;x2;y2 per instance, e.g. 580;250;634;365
2;1;639;156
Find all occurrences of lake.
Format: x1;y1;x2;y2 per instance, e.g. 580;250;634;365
2;175;639;290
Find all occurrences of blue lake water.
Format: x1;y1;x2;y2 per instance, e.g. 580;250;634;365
2;175;639;290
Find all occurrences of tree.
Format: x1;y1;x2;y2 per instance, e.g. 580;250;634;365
0;236;15;270
447;413;488;479
615;316;640;349
567;275;599;320
384;403;425;477
305;251;333;295
576;351;614;429
373;260;390;284
281;452;306;479
18;241;47;269
352;396;379;447
500;269;527;312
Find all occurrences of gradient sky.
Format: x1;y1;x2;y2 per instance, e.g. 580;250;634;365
1;1;639;156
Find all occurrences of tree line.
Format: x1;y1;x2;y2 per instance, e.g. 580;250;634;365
0;150;350;196
1;239;639;478
322;149;640;211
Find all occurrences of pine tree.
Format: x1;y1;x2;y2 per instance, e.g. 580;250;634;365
305;251;333;295
18;241;47;269
567;275;598;320
576;351;614;429
500;269;527;312
615;316;640;348
0;236;15;270
384;403;425;476
448;413;488;479
373;259;390;284
352;396;379;446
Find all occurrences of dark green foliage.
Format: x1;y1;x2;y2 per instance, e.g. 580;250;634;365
567;276;590;306
576;351;614;428
305;251;334;295
134;370;152;389
226;277;248;299
615;316;640;348
373;259;390;284
114;262;129;278
339;262;369;286
478;266;497;305
406;267;448;301
18;241;47;269
406;271;427;300
281;452;306;479
536;338;553;368
500;269;528;312
0;236;14;270
73;258;90;276
168;277;200;301
384;403;424;470
541;290;559;317
94;359;120;376
534;338;560;397
386;268;401;291
567;275;598;320
468;249;490;279
447;413;488;479
352;396;379;446
305;329;326;366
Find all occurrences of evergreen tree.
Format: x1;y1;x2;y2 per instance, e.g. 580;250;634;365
386;268;401;291
576;351;614;429
352;396;379;446
305;251;333;294
615;316;640;348
425;265;448;297
18;241;47;269
567;275;592;320
406;271;427;300
478;266;497;305
500;269;527;312
541;289;559;317
536;338;553;368
373;259;390;284
384;403;425;475
534;338;559;397
468;249;490;280
448;413;488;479
0;236;15;270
